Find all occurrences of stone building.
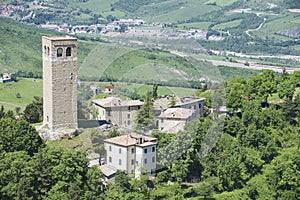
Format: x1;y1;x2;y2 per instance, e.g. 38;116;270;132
157;107;194;133
42;36;78;133
92;97;143;128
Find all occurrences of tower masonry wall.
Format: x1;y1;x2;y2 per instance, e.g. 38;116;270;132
42;36;78;132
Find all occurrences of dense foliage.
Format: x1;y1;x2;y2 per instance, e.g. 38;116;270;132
149;70;300;199
1;69;300;199
0;117;105;199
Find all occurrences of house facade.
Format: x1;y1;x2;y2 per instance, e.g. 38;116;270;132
0;72;12;83
92;97;143;128
105;85;116;94
104;133;157;177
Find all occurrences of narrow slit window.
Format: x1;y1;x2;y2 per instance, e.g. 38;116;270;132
57;48;63;57
66;47;71;56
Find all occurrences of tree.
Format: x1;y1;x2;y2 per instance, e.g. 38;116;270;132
226;78;247;112
33;147;90;198
152;83;158;99
247;70;277;103
0;118;44;155
290;71;300;87
23;96;43;123
135;91;154;130
167;95;176;108
85;166;104;196
0;105;5;118
263;147;300;199
0;151;35;199
278;78;295;100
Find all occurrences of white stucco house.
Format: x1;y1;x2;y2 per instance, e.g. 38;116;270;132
103;133;157;178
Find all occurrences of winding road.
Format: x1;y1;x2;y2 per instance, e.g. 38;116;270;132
245;17;267;38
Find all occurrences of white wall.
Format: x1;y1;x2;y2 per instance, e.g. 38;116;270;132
105;143;128;172
135;145;156;177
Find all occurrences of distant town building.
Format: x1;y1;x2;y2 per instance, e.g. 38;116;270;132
90;85;101;96
103;133;157;178
105;85;116;94
0;72;12;83
92;97;143;128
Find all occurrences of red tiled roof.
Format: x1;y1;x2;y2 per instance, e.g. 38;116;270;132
104;133;156;147
105;85;116;89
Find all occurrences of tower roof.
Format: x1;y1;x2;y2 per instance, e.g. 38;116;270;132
42;35;77;41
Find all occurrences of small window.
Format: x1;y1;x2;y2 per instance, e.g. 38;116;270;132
144;148;147;154
109;146;112;151
44;46;47;54
66;47;71;56
119;148;122;154
57;48;63;57
131;148;135;154
152;146;155;152
127;120;130;125
131;159;134;165
152;156;155;162
119;159;122;165
128;113;130;119
47;47;50;56
199;103;202;108
144;159;147;164
109;156;112;163
194;105;196;109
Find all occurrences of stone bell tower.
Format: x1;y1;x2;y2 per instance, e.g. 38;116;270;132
42;36;78;133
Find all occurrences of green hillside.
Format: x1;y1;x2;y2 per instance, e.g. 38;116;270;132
0;17;96;76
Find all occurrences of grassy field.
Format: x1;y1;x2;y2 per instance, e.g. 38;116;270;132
134;84;196;97
79;44;204;82
89;81;196;97
0;78;196;112
0;78;42;112
205;0;238;7
177;22;212;30
78;42;131;80
212;19;242;30
142;0;219;23
78;0;119;13
254;12;300;41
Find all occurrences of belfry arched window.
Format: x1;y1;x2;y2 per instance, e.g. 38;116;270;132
57;48;63;57
66;47;71;57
